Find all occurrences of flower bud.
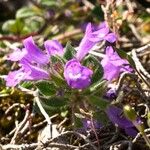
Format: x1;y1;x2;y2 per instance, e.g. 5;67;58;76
147;112;150;128
123;105;137;121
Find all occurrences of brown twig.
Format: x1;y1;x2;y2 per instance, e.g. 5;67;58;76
82;0;95;10
34;91;52;139
57;117;68;132
32;114;59;130
133;128;150;143
101;0;112;27
125;0;134;13
1;130;98;150
10;109;30;144
0;32;37;42
1;142;78;150
50;131;97;150
129;24;143;43
51;28;82;41
5;103;25;115
135;44;150;53
90;115;100;149
131;49;150;89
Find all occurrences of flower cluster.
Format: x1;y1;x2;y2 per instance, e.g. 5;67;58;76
4;21;137;138
6;37;63;86
6;22;118;89
65;22;118;89
76;22;132;82
5;21;133;89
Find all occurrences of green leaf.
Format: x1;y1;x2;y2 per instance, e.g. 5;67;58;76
89;79;108;94
33;99;57;115
127;55;136;69
61;110;68;117
51;74;66;87
93;111;108;125
41;96;68;108
123;105;137;121
27;19;44;33
0;89;10;97
33;96;68;115
74;116;83;128
20;82;33;89
91;5;104;20
83;55;104;83
88;95;109;110
2;19;24;34
83;79;107;96
51;55;65;64
63;42;76;60
115;47;136;68
40;0;58;7
2;20;15;32
16;7;41;19
35;80;56;96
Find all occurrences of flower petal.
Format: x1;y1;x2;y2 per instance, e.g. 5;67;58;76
5;68;29;87
7;48;27;61
23;36;49;64
101;57;120;81
76;23;94;61
44;40;64;56
125;127;137;137
21;60;49;80
106;106;134;129
64;59;93;89
104;33;117;43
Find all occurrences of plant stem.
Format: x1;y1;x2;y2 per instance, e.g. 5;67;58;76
34;91;52;138
141;131;150;148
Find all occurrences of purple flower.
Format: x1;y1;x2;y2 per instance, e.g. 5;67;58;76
125;127;137;137
82;118;102;130
76;22;117;61
5;68;29;87
7;48;27;61
5;61;49;87
106;106;137;137
64;59;93;89
5;36;50;87
8;36;49;65
20;60;49;80
105;88;117;100
104;33;117;43
44;40;64;57
101;46;132;81
23;36;49;64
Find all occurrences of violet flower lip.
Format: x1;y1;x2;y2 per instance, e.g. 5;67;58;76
64;59;93;89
